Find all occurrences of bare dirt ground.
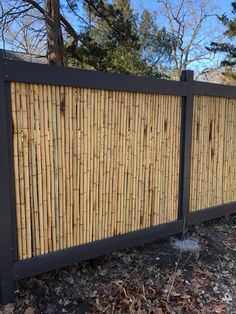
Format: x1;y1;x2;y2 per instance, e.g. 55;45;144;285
1;216;236;314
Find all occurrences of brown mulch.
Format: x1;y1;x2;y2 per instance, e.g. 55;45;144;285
1;216;236;314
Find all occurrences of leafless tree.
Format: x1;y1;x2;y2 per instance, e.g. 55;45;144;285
3;13;46;55
157;0;221;79
0;0;131;67
0;0;79;66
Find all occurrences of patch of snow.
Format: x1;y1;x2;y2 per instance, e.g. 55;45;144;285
171;236;200;253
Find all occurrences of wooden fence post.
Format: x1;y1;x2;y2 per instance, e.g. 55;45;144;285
0;51;16;304
178;70;194;239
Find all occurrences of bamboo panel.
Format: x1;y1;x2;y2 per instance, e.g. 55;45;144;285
190;95;236;212
11;82;181;260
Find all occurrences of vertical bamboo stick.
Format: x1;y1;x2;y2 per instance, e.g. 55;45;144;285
108;91;116;236
47;85;56;251
111;91;118;235
21;83;32;258
88;89;93;241
11;83;23;259
76;88;82;245
55;86;63;249
128;93;134;231
25;84;36;255
16;83;28;259
131;93;137;231
42;85;52;251
39;84;49;254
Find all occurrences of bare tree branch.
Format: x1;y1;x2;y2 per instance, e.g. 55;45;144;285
157;0;220;79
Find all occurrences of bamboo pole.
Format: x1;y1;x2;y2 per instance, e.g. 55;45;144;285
105;89;112;237
55;86;64;249
64;87;71;247
16;83;28;259
122;92;129;233
128;93;133;231
19;84;30;258
47;85;56;251
103;90;109;238
87;89;92;241
59;87;67;248
11;83;23;259
25;85;36;255
42;85;52;251
39;84;49;254
72;88;77;245
111;91;118;235
76;88;82;245
69;87;73;246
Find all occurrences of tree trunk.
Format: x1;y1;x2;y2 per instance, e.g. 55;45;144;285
45;0;67;66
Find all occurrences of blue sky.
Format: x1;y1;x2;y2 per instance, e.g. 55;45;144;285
131;0;232;14
1;0;235;74
141;0;224;9
128;0;234;72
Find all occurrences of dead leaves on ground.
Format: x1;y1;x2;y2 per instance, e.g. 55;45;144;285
1;218;236;313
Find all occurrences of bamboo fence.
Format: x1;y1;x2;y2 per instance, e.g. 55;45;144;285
190;95;236;212
11;82;181;260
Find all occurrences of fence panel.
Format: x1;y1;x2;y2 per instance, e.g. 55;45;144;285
2;54;236;305
11;82;182;260
190;95;236;212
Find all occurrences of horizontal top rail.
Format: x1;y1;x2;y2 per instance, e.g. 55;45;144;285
3;58;187;96
194;81;236;99
2;53;236;98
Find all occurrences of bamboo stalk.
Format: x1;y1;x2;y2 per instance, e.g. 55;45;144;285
120;93;126;233
167;95;173;221
152;94;158;226
139;93;145;230
128;92;133;231
20;83;31;258
55;86;63;249
16;83;28;259
69;87;73;246
42;85;52;251
176;96;181;219
11;83;23;259
39;84;49;254
107;91;114;236
103;90;109;238
25;85;35;255
64;86;71;247
131;93;138;231
47;85;56;251
76;88;82;245
72;87;78;245
144;93;149;227
122;92;129;233
59;87;67;248
82;88;88;243
89;89;94;241
111;91;118;235
87;89;92;240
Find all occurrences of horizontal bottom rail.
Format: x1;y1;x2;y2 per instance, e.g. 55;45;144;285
14;220;182;280
188;201;236;225
13;201;236;281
